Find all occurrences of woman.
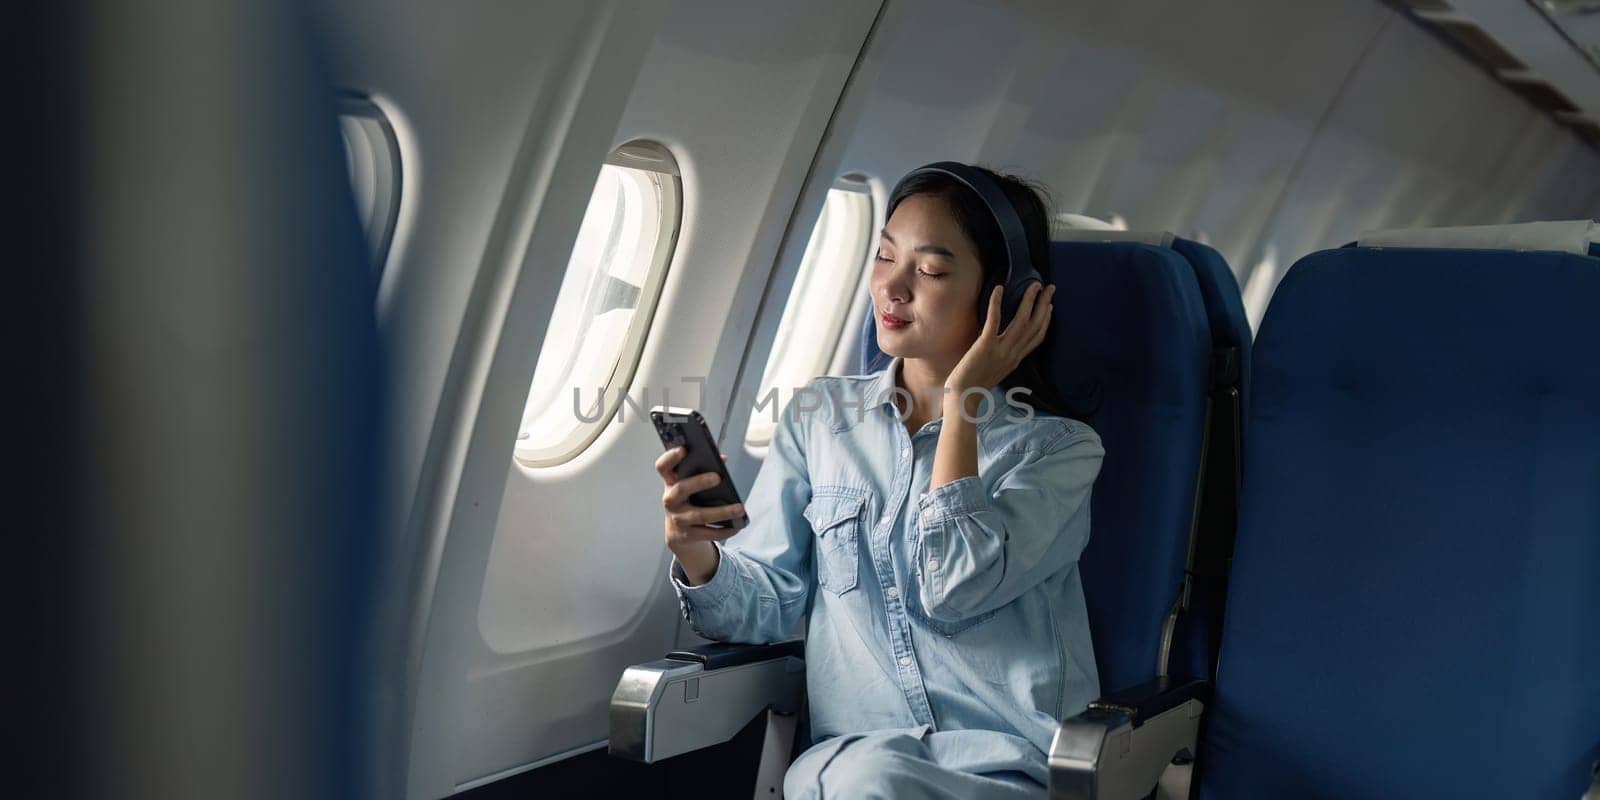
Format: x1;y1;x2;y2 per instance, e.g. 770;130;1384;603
654;163;1104;798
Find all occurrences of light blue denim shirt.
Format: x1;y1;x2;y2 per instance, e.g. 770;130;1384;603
669;356;1104;782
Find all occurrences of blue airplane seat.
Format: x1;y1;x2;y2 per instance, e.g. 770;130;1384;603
1047;241;1213;695
617;241;1217;796
1198;227;1600;797
1170;237;1250;407
1166;236;1250;685
1045;230;1250;685
857;240;1214;695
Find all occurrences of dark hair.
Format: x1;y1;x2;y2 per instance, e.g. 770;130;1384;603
885;164;1088;421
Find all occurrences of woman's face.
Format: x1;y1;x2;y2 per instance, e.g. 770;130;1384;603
870;192;985;364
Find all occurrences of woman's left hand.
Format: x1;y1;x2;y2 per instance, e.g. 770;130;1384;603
944;282;1055;396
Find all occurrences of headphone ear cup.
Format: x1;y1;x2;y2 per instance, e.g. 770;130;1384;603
1000;274;1043;327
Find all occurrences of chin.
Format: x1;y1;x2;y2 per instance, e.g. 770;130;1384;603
874;328;909;355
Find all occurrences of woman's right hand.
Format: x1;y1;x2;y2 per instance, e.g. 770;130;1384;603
655;446;745;586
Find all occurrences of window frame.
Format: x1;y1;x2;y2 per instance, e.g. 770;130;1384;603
744;174;876;448
512;141;683;469
336;94;403;278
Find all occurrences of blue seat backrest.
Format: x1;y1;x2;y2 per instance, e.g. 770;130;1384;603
1167;237;1250;683
1170;237;1250;406
860;241;1213;693
1200;246;1600;798
1053;242;1212;692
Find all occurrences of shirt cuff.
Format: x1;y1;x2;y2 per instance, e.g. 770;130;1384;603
917;474;990;524
915;475;991;585
669;542;740;619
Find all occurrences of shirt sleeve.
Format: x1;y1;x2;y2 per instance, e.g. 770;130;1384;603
668;393;815;644
914;421;1104;623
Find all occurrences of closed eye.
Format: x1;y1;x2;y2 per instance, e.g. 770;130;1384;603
876;251;941;277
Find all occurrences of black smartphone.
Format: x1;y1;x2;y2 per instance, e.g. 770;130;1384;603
650;406;749;530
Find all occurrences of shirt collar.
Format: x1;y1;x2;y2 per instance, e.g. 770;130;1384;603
868;355;1005;429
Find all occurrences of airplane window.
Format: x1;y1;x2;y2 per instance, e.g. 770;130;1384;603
515;141;681;467
745;177;874;447
337;97;401;278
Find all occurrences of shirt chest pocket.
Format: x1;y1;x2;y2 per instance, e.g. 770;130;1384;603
803;493;866;597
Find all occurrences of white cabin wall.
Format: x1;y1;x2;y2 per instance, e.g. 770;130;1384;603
313;1;672;796
415;0;881;793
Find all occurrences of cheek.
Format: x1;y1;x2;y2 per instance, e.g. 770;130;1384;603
922;284;981;339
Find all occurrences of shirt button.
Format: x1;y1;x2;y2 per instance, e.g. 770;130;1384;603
885;586;899;598
927;558;940;571
898;656;911;666
920;507;935;524
901;446;911;458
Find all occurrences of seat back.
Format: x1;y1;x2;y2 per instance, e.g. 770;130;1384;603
858;241;1214;694
1167;236;1250;684
1199;237;1600;797
1051;230;1252;684
1170;237;1251;405
1052;242;1213;693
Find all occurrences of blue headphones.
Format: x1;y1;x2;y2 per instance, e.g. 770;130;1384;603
897;161;1042;328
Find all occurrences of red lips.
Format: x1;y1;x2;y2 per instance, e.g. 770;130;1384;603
879;311;910;330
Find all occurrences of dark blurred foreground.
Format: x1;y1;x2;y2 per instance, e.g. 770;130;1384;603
8;2;388;797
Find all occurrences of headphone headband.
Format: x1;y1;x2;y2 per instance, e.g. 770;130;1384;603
899;161;1041;325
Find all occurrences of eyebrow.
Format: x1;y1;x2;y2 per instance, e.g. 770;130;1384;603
880;229;955;259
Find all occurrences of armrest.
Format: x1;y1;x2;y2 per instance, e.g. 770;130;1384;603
1049;678;1209;800
666;639;804;669
609;640;805;763
1089;676;1209;727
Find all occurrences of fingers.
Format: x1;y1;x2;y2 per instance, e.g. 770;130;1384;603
662;471;723;509
1029;285;1055;338
1004;282;1045;338
676;524;742;543
671;501;746;528
654;446;685;486
1011;284;1053;345
1024;295;1052;353
655;448;725;485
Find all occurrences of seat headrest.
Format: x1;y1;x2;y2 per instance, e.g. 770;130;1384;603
1053;213;1120;232
1358;220;1598;256
1053;228;1177;248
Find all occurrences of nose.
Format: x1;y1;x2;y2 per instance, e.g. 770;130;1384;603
873;263;910;310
